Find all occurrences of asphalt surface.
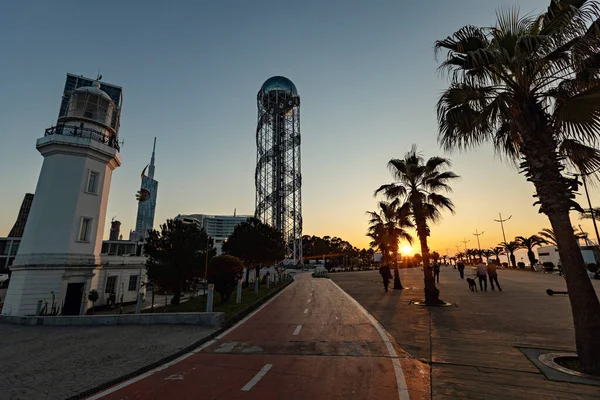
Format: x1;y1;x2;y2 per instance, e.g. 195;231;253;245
91;273;429;400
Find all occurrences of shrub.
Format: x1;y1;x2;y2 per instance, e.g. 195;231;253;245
208;255;244;303
587;263;599;274
517;262;526;269
501;262;509;267
542;262;555;272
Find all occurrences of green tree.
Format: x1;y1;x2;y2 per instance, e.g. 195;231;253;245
367;200;413;289
208;255;244;303
516;235;547;269
222;217;286;287
145;219;215;305
412;253;423;265
435;2;600;373
87;289;99;314
376;145;459;304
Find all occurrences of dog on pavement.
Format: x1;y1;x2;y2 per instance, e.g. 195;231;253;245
467;278;478;292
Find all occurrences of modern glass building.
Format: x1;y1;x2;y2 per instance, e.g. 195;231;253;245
8;193;34;238
134;138;158;239
175;214;252;254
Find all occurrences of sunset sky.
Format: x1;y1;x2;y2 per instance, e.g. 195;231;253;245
2;0;599;262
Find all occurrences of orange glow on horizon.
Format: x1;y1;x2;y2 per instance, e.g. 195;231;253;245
401;244;413;256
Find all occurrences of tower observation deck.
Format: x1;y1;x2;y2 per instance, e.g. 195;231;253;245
255;76;302;263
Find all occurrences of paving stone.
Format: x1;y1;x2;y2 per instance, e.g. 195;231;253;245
0;324;217;399
331;268;600;399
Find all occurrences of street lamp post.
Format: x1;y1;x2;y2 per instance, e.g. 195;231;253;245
202;235;212;310
473;229;484;251
494;213;512;265
494;213;511;244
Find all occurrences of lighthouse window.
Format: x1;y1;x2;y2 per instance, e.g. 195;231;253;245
79;217;92;242
86;171;99;194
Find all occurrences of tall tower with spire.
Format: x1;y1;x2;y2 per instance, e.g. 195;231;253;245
133;138;158;239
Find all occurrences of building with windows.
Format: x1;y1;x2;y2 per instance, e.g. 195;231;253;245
1;73;137;316
0;238;20;272
537;245;600;266
131;138;158;241
8;194;34;238
175;213;252;254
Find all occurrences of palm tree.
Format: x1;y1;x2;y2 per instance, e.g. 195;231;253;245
501;241;519;268
491;246;505;265
435;3;600;373
466;248;477;264
481;249;494;263
367;200;413;289
539;227;586;246
375;145;459;304
516;235;547;269
579;207;600;221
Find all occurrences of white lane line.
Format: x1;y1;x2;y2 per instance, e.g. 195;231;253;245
241;364;273;391
293;324;303;335
329;279;410;400
303;308;308;314
86;351;196;399
88;280;297;399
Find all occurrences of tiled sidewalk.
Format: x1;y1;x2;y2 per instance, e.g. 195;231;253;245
331;268;600;399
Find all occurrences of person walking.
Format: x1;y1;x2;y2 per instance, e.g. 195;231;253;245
487;262;502;291
457;262;465;279
379;265;392;292
433;262;441;283
476;261;488;291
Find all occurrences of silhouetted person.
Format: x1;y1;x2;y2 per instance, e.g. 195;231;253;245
487;262;502;291
433;262;440;283
457;262;465;279
476;262;488;291
379;265;392;292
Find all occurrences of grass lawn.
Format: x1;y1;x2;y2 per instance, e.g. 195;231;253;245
142;283;287;318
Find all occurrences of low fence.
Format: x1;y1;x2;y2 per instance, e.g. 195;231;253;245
0;312;225;327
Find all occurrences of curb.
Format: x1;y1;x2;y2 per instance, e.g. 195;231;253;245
67;279;294;400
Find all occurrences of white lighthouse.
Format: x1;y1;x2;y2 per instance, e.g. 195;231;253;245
2;77;123;316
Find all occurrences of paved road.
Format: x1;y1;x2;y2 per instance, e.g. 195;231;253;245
92;274;429;400
331;267;600;400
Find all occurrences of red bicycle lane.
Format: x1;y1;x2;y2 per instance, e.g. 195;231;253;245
89;274;428;400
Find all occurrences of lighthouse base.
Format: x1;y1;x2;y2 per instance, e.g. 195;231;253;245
1;265;97;316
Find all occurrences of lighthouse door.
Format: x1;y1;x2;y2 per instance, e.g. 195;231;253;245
63;282;85;315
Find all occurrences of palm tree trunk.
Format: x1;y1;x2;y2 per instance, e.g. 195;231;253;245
518;110;600;374
549;211;600;374
414;212;439;304
393;258;403;289
509;253;516;268
527;249;536;270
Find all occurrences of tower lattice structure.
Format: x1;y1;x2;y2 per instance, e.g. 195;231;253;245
255;76;302;263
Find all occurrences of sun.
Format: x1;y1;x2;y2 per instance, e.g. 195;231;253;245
401;245;413;256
